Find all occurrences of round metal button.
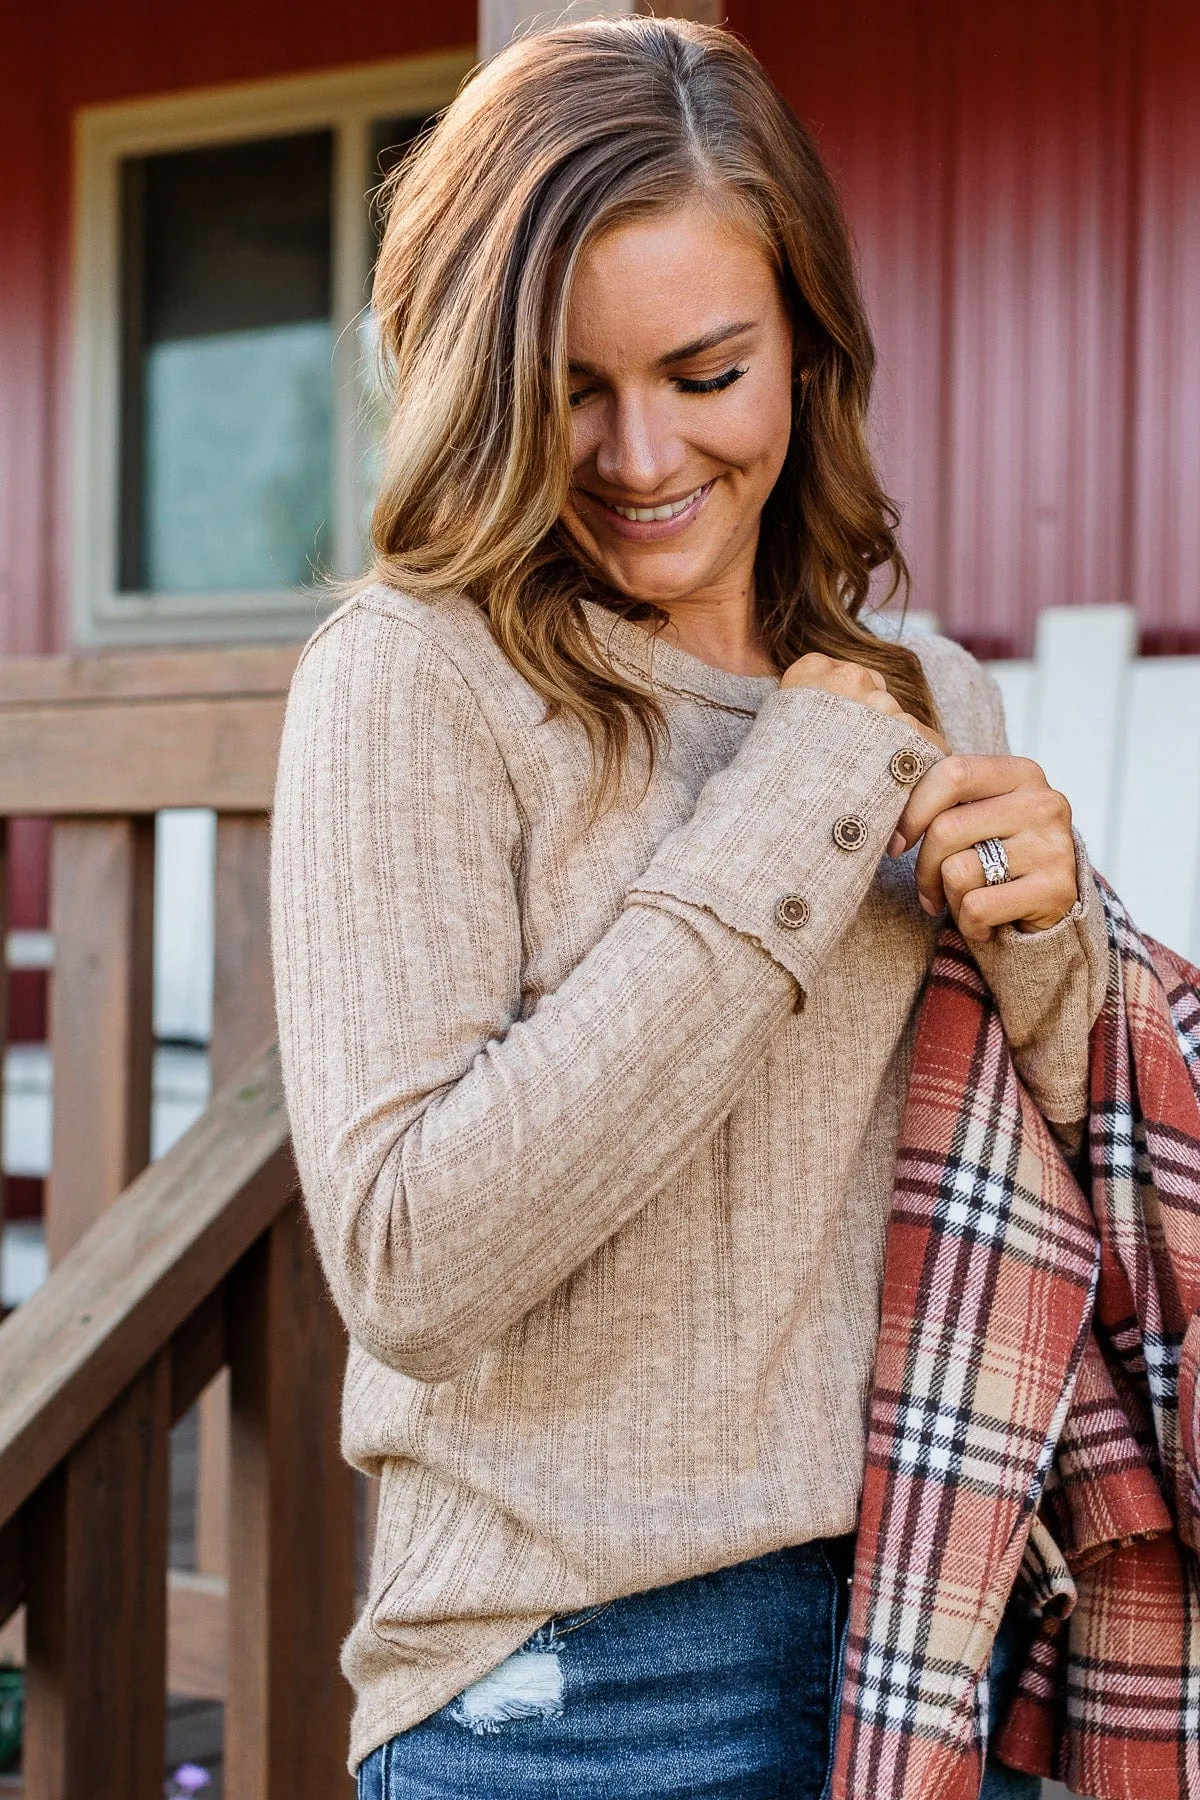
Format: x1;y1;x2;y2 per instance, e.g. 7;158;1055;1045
889;747;925;786
775;894;810;930
832;813;868;851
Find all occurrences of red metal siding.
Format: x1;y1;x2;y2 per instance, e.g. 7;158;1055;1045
0;0;475;1055
726;0;1200;655
1131;0;1200;652
0;0;477;662
0;5;57;660
1;0;1198;661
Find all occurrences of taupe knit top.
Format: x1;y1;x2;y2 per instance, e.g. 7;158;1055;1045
270;584;1109;1770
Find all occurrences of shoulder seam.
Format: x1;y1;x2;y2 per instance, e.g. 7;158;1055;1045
291;589;526;808
354;591;505;718
294;591;484;703
291;595;366;675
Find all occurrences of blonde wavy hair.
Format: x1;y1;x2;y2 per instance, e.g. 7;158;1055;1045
368;15;937;795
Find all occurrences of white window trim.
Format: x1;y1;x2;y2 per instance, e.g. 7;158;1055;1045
71;49;474;647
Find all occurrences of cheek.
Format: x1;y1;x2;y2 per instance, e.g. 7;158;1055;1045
568;407;601;477
709;378;793;487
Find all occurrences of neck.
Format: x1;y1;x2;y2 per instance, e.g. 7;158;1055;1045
652;584;776;679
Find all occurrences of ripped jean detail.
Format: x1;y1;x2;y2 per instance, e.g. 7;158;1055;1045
446;1606;616;1736
357;1543;851;1799
447;1642;565;1736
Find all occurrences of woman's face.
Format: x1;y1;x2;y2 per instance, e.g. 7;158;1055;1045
559;202;795;614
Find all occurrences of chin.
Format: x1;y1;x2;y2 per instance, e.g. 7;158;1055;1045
597;555;716;606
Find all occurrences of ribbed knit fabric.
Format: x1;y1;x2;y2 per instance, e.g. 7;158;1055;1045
269;585;1111;1772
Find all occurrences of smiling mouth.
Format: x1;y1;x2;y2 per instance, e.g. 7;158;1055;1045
593;482;710;523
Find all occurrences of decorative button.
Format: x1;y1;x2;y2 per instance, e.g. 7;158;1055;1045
889;747;925;786
775;894;810;930
832;813;868;851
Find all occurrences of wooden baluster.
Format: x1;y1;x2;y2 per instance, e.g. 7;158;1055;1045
0;1513;21;1630
194;814;274;1585
225;1205;355;1799
23;1350;171;1800
211;814;275;1085
47;816;155;1262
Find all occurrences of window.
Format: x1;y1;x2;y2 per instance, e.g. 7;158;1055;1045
73;52;472;645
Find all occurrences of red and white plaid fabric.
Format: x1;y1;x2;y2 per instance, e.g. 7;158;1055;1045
833;882;1200;1800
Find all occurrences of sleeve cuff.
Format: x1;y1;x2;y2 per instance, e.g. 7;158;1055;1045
627;685;944;991
970;830;1111;1121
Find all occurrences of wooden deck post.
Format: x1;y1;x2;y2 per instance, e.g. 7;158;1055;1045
47;816;156;1261
195;813;274;1584
225;1204;356;1799
22;1351;171;1800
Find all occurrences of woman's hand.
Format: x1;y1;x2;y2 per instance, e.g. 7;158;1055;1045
778;653;1077;943
889;755;1078;942
780;652;950;752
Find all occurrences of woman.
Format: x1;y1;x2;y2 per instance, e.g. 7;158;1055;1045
271;19;1109;1797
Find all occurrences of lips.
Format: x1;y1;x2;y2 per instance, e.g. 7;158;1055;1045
575;480;717;543
602;484;706;523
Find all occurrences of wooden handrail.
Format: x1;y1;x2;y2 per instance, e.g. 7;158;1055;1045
0;1040;355;1798
0;1042;288;1531
0;645;300;707
0;643;298;813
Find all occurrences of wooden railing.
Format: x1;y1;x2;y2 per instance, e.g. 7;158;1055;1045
0;1047;354;1797
0;647;357;1797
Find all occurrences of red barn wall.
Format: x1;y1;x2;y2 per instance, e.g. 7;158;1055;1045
0;0;477;666
0;0;474;1054
1;0;1198;667
727;0;1200;654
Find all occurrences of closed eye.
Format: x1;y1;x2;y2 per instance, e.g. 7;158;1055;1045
674;364;748;395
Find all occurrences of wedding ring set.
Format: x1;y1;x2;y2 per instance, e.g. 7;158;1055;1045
973;837;1011;886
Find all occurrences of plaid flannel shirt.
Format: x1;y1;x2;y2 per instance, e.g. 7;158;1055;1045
833;881;1200;1800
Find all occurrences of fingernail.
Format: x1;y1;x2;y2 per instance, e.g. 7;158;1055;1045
918;894;937;915
887;831;905;858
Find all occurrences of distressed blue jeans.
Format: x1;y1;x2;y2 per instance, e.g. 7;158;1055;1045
357;1540;1041;1798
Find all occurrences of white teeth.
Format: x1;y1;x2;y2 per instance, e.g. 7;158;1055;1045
610;486;703;522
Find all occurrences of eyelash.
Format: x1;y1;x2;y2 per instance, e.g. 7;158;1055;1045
568;364;749;409
675;364;749;395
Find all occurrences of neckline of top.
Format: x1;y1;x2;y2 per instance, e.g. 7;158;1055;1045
580;600;780;716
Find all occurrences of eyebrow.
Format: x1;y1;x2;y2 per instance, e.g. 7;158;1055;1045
568;318;757;377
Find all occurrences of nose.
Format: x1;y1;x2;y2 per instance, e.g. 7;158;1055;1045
593;391;686;497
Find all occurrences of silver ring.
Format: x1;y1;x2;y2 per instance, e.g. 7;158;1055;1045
974;837;1010;886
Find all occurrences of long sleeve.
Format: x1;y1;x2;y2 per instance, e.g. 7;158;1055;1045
963;661;1110;1128
271;603;939;1381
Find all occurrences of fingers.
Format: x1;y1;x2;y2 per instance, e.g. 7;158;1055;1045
892;754;1051;855
945;866;1078;941
943;870;1044;943
910;784;1071;910
938;830;1078;940
891;712;950;756
885;752;1078;938
861;691;907;721
780;652;891;705
778;656;948;750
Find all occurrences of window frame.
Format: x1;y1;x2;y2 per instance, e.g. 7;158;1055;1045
71;50;474;646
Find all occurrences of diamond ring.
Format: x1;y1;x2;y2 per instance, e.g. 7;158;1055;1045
974;837;1010;886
